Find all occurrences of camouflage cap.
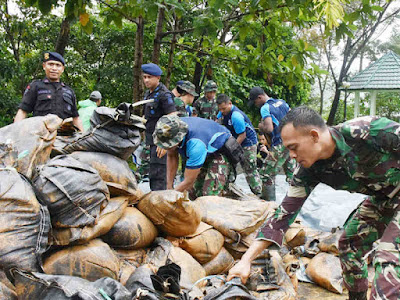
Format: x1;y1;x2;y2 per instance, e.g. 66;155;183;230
178;81;199;96
204;80;217;92
153;115;189;149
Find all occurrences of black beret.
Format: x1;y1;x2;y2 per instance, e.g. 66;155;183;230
43;52;65;65
141;63;162;76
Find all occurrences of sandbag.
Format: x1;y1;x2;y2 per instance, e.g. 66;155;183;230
70;151;142;200
167;222;224;264
0;115;62;179
203;247;235;276
194;196;277;241
138;191;201;237
43;239;120;281
60;104;145;160
306;252;344;294
33;155;109;228
285;221;306;248
0;269;17;299
119;260;137;286
248;250;297;299
317;229;343;255
102;206;158;249
115;249;148;267
0;168;50;272
51;196;129;246
146;238;206;289
12;269;131;300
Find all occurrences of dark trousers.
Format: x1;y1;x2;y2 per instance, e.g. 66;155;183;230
149;145;167;191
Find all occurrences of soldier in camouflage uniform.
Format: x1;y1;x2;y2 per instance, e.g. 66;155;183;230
216;94;263;198
193;80;219;121
228;106;400;300
153;115;234;198
173;81;198;117
135;140;150;182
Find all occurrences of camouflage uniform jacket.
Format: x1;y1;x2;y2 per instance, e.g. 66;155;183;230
193;96;219;121
257;116;400;246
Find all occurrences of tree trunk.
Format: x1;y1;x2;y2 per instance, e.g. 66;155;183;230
133;16;144;109
55;18;70;56
327;85;342;125
152;6;165;65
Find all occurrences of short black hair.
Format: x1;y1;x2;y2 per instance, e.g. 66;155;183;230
176;86;187;96
216;94;231;105
279;106;327;132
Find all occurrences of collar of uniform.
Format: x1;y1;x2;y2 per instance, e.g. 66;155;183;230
329;127;352;157
43;77;64;86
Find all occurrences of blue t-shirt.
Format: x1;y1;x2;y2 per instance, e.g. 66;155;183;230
260;99;289;147
218;105;257;147
178;117;231;169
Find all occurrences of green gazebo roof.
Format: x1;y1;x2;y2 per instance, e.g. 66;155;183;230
344;51;400;91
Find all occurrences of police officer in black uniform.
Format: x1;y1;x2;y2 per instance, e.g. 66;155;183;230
14;51;84;131
142;63;176;191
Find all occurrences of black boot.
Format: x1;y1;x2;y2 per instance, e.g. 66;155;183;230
348;290;367;300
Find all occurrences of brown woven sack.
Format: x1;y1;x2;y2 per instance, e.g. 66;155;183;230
0;168;50;272
115;249;147;268
146;238;206;289
43;239;120;281
138;190;201;237
70;151;142;200
102;206;158;249
203;247;235;276
0;115;62;179
306;252;344;294
51;196;129;246
194;196;277;241
118;260;137;286
284;222;306;248
167;222;224;264
33;155;109;228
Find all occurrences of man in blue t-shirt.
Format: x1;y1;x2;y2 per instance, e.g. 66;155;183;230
248;87;295;201
153;115;234;198
216;94;263;198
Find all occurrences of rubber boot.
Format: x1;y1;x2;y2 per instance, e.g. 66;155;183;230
348;290;367;300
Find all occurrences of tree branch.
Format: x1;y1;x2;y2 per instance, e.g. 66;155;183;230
97;0;138;24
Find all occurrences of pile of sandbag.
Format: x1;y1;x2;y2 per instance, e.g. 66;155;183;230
0;113;351;299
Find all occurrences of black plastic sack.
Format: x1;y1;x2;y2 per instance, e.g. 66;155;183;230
33;155;109;228
203;278;258;300
12;269;132;300
60;103;145;160
0;168;50;272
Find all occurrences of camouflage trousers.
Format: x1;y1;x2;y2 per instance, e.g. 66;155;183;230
258;144;296;201
136;144;150;182
241;145;262;197
339;195;400;299
192;153;233;199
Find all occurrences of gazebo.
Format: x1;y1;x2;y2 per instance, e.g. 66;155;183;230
341;50;400;118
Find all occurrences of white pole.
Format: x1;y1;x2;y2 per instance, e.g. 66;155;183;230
370;91;377;116
354;91;360;118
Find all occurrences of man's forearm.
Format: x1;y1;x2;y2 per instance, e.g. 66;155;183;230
174;178;195;192
242;240;272;263
14;109;28;122
167;151;179;189
236;132;246;145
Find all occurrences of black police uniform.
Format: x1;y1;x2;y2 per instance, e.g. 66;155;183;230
18;78;79;119
144;82;176;191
